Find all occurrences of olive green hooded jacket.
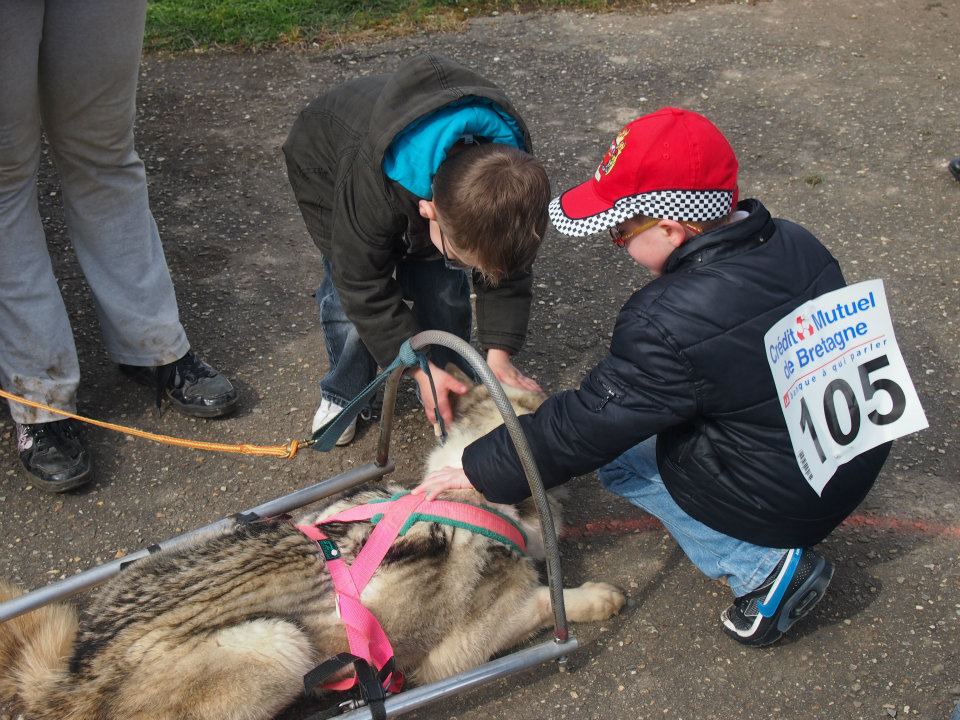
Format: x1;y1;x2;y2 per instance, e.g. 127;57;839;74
282;54;536;367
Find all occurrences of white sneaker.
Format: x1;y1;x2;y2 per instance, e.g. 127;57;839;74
311;398;357;446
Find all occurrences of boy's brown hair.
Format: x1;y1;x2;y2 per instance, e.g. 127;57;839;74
432;143;549;284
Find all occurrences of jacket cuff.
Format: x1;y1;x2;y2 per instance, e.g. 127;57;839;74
476;331;524;356
364;320;421;369
479;342;515;354
462;431;532;504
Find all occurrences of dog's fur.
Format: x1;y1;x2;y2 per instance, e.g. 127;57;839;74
0;380;624;720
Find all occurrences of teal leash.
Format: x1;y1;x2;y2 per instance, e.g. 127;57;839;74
308;339;447;452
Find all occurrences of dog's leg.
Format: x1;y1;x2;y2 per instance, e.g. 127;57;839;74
413;581;624;684
115;619;316;720
553;581;626;623
510;581;625;640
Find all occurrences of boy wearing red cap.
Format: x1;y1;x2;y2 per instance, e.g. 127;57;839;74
417;107;890;646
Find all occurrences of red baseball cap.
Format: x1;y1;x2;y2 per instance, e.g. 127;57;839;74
549;107;739;237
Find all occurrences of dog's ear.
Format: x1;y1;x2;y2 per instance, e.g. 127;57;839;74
444;363;475;390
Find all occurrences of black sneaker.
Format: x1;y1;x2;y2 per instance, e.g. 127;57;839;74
119;350;238;418
721;548;834;647
16;420;92;492
950;157;960;182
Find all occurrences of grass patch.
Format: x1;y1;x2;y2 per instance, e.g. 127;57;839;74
144;0;650;52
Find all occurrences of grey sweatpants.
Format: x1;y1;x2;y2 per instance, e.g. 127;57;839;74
0;0;189;423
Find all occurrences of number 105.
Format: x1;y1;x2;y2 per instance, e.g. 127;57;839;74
798;354;906;464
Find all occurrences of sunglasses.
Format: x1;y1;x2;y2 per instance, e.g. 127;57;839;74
608;218;705;247
438;224;472;271
608;217;661;247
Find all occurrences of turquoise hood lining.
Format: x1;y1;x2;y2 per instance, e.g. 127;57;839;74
383;97;525;200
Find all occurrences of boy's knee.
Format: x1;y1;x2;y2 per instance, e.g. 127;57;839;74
597;461;627;490
316;291;347;322
436;278;470;307
599;441;660;492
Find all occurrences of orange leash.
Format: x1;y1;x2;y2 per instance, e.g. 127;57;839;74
0;388;308;459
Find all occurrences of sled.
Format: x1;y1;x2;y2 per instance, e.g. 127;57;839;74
0;331;576;719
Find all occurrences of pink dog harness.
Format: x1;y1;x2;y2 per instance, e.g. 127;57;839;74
296;490;527;702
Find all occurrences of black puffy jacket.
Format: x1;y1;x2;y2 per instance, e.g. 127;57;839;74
463;199;890;548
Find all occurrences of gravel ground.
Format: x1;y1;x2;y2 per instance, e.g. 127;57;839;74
2;0;958;718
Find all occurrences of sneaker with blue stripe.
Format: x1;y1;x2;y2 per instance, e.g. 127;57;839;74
721;548;834;647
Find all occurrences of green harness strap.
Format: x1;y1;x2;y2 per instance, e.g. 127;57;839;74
367;491;529;555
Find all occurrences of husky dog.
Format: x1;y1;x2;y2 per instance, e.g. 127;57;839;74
0;380;624;720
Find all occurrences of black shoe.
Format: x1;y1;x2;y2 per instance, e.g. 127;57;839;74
721;548;834;647
950;157;960;182
16;420;92;492
119;350;238;418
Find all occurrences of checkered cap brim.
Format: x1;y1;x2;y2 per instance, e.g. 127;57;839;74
549;189;735;237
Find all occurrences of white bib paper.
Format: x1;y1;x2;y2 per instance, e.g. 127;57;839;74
763;279;927;495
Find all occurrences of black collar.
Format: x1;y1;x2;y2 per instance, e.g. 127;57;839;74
663;199;777;275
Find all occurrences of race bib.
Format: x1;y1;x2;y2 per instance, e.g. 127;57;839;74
764;279;927;495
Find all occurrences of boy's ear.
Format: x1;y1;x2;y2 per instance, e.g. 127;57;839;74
661;219;688;249
418;200;438;221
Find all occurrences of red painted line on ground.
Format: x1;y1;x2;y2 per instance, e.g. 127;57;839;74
561;512;960;540
842;512;960;539
562;517;662;539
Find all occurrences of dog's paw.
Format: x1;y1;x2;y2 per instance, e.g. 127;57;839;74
563;581;626;622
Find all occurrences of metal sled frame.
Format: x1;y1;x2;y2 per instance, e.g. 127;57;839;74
0;331;576;719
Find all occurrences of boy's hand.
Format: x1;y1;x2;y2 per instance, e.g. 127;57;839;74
409;362;468;427
413;466;474;500
486;348;543;393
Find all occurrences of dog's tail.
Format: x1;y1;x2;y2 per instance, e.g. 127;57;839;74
0;581;78;712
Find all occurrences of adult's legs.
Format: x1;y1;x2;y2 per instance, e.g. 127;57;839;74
39;0;189;368
0;2;92;489
597;437;786;597
0;0;81;424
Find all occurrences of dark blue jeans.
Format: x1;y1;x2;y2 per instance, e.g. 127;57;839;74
315;257;473;407
598;436;787;597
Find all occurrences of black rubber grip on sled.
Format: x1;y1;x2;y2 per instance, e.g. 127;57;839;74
355;659;388;720
303;653;388;720
304;652;358;696
118;543;161;571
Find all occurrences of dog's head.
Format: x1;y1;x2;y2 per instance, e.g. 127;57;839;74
424;365;545;477
423;367;562;558
448;364;545;428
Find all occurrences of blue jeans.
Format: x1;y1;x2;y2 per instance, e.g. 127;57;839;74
315;257;473;407
598;437;788;597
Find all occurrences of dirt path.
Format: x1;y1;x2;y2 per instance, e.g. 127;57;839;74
2;0;958;718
